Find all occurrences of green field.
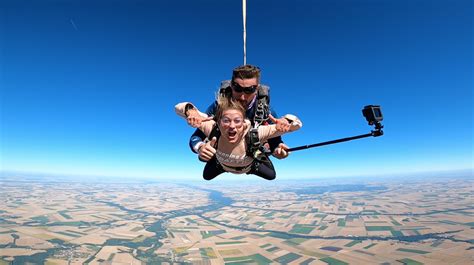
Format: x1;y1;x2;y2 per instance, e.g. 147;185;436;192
185;217;197;223
224;254;272;265
319;257;348;265
397;258;424;265
216;241;247;245
265;232;292;239
337;219;346;227
55;231;81;238
344;240;362;247
439;220;459;225
314;214;327;218
464;222;474;227
390;217;402;226
107;253;115;262
364;243;377;249
201;230;226;239
365;226;392;231
290;224;315;234
263;212;275;217
200;247;217;259
366;225;404;236
283;237;308;246
58;210;72;220
66;229;86;236
31;215;49;224
300;258;316;265
266;246;280;252
391;230;404;236
397;248;430;254
274;253;302;263
49;221;90;226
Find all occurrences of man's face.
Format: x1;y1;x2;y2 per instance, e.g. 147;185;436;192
231;77;258;109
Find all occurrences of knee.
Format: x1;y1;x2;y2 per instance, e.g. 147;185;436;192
261;171;276;180
266;173;276;180
203;175;215;181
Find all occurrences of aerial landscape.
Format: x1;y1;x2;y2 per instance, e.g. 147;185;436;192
0;173;472;264
2;0;472;264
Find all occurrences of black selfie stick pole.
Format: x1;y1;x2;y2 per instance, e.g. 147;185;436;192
287;122;383;152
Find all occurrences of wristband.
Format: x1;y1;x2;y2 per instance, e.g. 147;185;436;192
193;142;204;153
185;103;195;117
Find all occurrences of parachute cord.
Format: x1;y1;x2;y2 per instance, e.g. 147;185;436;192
242;0;247;65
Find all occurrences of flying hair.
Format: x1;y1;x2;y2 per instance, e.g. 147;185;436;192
215;93;246;122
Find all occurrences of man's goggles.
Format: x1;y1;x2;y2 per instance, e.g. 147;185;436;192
231;81;258;94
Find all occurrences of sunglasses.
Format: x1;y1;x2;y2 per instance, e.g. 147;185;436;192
231;81;258;94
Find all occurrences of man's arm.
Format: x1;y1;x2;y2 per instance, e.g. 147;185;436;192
189;130;206;154
259;114;303;141
266;108;283;152
189;101;218;154
267;108;292;159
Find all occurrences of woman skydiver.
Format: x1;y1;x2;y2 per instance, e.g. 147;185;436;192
175;95;302;180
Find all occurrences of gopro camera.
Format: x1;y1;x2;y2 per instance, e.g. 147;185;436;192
362;105;383;125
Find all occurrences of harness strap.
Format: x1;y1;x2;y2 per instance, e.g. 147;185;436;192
253;86;270;127
207;123;220;149
246;128;261;157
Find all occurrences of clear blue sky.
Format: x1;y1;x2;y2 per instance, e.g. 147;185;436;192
1;0;472;180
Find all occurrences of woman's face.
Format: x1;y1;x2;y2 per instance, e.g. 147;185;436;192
219;109;245;144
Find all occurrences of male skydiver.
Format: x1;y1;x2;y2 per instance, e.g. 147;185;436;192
185;64;292;162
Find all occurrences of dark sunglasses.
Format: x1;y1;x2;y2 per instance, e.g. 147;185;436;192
231;81;258;94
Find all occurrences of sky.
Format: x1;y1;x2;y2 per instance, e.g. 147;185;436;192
0;0;472;180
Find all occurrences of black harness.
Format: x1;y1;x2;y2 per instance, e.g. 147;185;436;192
207;81;273;172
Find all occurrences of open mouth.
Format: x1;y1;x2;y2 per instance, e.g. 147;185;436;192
228;131;237;138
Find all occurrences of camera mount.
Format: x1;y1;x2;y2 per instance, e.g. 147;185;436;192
286;105;384;152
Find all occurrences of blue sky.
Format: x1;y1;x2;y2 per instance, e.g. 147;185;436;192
1;0;472;180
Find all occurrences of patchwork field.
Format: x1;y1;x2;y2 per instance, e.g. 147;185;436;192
0;175;472;264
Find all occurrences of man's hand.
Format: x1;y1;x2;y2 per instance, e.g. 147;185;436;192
187;109;213;128
198;137;217;161
269;114;291;132
273;143;289;159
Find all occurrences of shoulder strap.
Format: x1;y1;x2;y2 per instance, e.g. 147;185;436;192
254;85;270;126
246;128;261;157
257;84;270;102
208;123;220;148
219;80;232;98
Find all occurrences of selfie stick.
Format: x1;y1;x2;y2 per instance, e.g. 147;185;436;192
287;105;384;152
287;128;382;152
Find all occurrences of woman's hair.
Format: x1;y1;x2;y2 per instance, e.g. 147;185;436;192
215;93;246;121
